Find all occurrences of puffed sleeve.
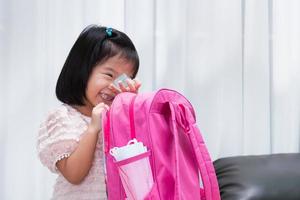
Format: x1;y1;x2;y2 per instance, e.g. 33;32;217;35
37;106;83;173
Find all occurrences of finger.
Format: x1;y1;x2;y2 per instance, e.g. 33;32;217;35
104;104;110;110
133;78;142;91
97;102;110;109
92;103;104;116
95;102;104;108
108;83;121;94
94;103;105;111
98;102;108;109
126;79;136;92
118;81;129;92
100;104;110;116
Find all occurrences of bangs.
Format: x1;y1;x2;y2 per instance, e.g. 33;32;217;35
95;40;139;78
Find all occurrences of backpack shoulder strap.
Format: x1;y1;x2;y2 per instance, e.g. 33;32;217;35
169;102;220;200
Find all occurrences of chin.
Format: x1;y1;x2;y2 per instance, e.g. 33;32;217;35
94;99;112;106
103;100;113;106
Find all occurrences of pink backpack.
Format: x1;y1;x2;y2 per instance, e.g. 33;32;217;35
102;89;220;200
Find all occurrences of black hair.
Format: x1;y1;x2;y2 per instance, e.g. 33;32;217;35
55;24;139;106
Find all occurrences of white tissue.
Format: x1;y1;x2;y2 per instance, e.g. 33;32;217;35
113;73;129;89
110;139;147;161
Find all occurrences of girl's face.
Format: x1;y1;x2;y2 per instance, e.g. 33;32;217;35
84;55;135;108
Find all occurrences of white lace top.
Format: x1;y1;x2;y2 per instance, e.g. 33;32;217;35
37;104;107;200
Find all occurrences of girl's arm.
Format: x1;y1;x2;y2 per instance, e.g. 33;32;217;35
56;80;140;185
56;126;98;184
56;103;107;185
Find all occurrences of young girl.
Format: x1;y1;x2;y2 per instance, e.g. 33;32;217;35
37;25;141;199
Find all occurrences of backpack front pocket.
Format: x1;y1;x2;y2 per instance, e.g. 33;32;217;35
115;151;153;200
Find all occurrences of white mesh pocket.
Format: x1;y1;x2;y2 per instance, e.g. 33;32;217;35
115;151;153;200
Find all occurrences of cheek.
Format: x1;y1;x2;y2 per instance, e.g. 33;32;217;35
85;84;104;106
86;79;108;95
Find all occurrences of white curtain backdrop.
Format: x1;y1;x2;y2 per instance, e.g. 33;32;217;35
0;0;299;199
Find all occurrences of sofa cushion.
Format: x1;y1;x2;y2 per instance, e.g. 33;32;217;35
213;153;300;200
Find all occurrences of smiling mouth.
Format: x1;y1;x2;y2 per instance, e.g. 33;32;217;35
100;92;115;103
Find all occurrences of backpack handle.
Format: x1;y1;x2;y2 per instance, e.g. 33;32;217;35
129;95;137;139
103;95;137;154
103;110;111;154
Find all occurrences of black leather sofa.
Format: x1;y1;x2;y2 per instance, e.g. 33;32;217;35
214;153;300;200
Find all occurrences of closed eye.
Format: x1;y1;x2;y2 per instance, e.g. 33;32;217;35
104;73;113;78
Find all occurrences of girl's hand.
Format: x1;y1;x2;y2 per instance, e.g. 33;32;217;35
88;103;109;134
108;78;141;94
